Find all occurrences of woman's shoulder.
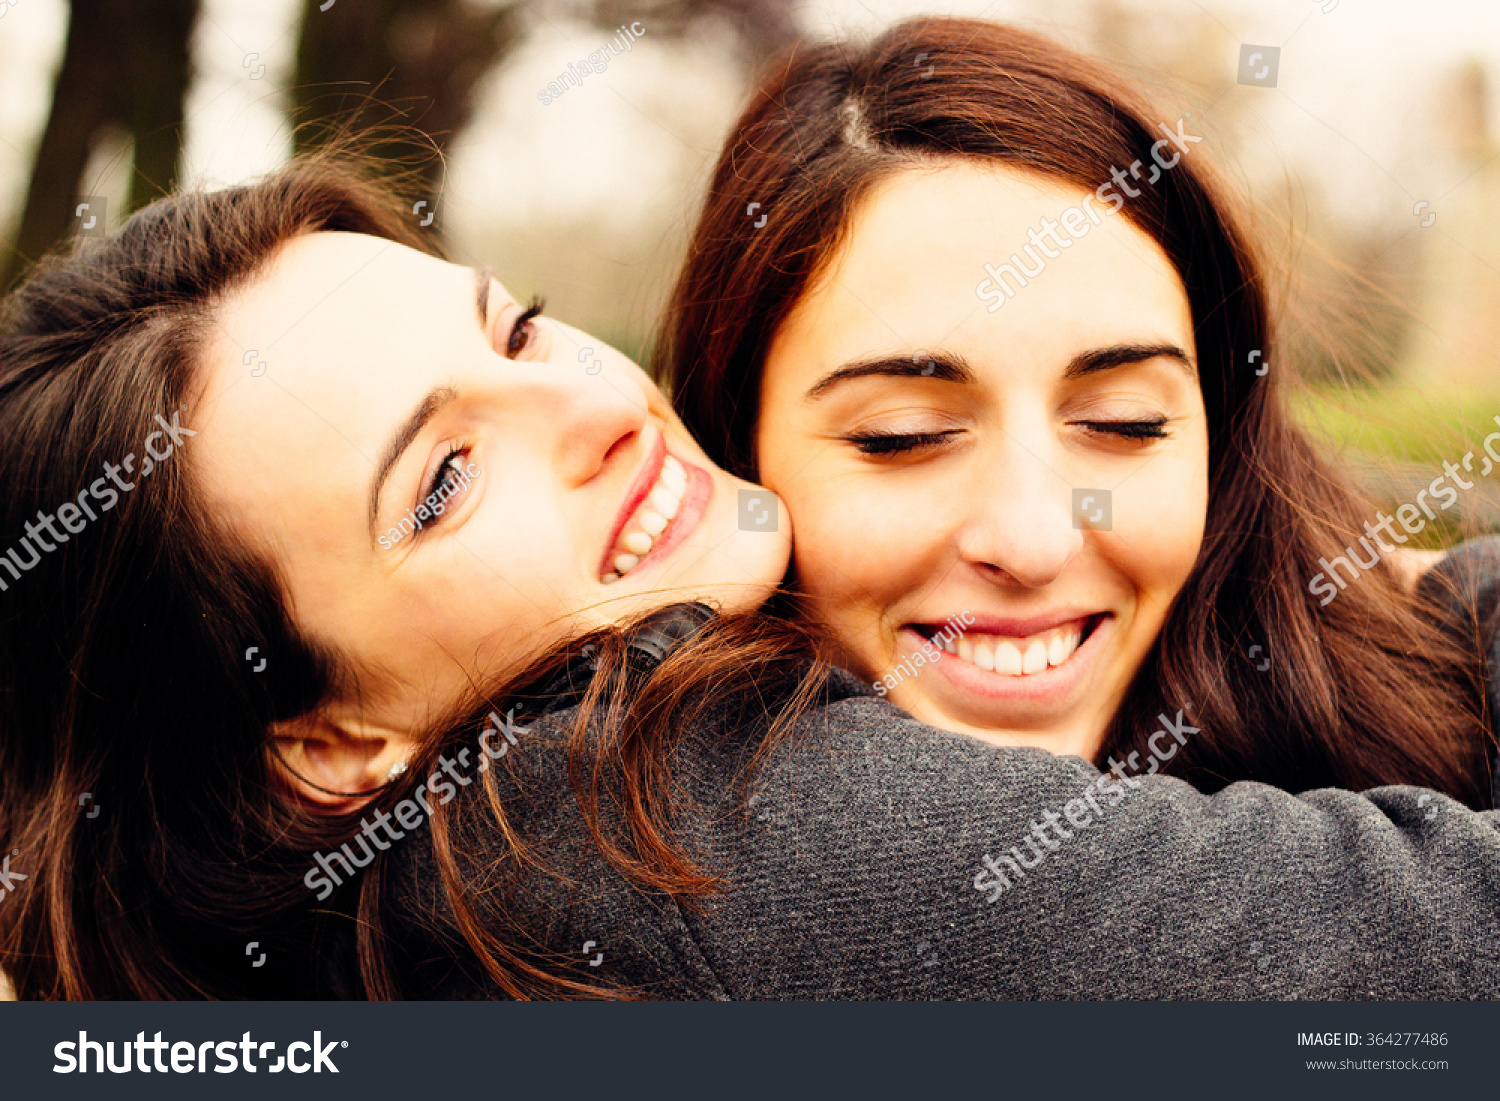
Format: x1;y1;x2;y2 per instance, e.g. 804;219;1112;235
377;663;1012;998
379;706;734;999
1413;535;1500;667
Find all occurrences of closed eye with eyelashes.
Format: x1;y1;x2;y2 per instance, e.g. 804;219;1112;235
842;417;1171;456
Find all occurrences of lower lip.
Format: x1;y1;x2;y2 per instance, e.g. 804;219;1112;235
898;615;1112;709
618;456;712;581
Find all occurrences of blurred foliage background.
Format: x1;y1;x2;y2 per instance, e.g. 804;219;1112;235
1;0;1497;529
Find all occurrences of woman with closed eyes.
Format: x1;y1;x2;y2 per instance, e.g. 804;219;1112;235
3;152;1500;1001
663;15;1497;807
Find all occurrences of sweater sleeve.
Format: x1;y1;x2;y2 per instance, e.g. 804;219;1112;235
670;684;1500;999
388;670;1500;999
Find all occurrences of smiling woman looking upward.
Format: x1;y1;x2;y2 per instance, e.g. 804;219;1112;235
663;15;1496;803
192;231;786;793
0;159;793;997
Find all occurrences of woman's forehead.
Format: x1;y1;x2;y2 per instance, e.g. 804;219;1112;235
773;163;1194;380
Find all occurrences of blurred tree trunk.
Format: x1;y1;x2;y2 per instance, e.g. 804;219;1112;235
3;0;119;287
125;0;199;212
3;0;793;287
290;0;524;199
2;0;198;289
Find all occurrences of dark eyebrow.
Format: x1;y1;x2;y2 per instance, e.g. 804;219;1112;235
368;385;459;539
1062;343;1196;381
804;342;1195;401
804;351;977;400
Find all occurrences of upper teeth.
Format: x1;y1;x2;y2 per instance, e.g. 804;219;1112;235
601;454;687;583
942;622;1083;675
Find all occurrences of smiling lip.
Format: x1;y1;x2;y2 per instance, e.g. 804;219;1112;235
600;433;666;571
623;461;711;580
924;609;1103;640
898;611;1112;707
597;434;712;583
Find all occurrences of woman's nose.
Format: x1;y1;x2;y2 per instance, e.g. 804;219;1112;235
493;353;651;488
955;436;1085;588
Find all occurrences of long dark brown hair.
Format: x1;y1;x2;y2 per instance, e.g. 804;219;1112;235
0;155;825;999
661;16;1495;805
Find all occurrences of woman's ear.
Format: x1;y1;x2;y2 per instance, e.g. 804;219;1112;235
270;711;415;813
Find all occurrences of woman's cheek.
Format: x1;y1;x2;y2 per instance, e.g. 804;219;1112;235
789;483;920;662
1111;453;1207;594
793;489;898;594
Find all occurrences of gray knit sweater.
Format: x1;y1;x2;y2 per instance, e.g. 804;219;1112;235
387;546;1500;999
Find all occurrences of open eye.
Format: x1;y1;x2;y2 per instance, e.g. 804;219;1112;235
415;446;474;530
506;298;545;358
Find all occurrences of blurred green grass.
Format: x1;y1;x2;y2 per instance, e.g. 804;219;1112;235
1292;386;1500;464
1291;385;1500;547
